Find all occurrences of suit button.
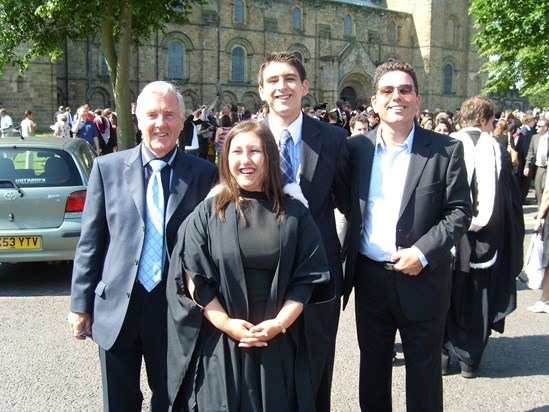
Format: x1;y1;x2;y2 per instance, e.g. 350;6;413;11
135;259;139;265
126;293;131;298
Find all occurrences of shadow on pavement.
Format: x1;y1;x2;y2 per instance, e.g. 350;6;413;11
0;261;73;297
482;334;549;378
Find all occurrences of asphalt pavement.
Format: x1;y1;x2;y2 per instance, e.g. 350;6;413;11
0;199;547;411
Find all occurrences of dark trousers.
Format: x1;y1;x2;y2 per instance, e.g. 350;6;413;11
315;300;340;412
535;166;547;207
99;282;169;412
354;255;444;412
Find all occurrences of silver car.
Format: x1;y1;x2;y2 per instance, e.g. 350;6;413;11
0;136;96;262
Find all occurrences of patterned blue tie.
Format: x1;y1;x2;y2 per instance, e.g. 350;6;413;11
280;129;294;185
137;159;167;291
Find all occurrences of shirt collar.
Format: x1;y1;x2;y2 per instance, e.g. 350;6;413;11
269;112;303;145
141;144;178;167
375;124;415;153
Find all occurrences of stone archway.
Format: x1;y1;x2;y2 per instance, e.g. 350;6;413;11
340;86;357;108
339;73;372;109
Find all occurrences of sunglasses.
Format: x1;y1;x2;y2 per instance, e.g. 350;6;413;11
376;84;415;97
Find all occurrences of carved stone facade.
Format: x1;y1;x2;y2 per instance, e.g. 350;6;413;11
0;0;490;132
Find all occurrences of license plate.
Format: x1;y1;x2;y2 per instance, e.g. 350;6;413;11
0;236;42;250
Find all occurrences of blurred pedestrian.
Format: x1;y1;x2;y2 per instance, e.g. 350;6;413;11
0;108;14;137
20;110;37;137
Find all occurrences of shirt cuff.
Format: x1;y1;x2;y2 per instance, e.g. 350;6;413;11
411;245;428;268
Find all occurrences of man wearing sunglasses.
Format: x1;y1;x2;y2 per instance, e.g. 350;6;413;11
342;59;472;411
524;118;549;207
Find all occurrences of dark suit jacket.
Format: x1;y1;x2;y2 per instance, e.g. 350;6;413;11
342;127;472;320
525;133;545;170
279;115;351;298
70;144;218;350
515;126;535;159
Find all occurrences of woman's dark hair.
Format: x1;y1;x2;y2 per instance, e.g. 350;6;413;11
492;118;507;137
220;115;231;127
215;120;286;221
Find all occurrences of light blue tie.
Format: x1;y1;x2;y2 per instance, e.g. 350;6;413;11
280;129;294;185
137;159;167;292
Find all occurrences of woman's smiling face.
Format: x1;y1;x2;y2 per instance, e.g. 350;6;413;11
228;131;266;192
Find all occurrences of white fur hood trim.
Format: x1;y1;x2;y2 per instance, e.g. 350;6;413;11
451;128;501;232
206;183;308;208
206;184;222;199
283;182;308;208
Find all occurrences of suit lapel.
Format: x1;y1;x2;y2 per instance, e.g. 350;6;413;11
398;129;431;219
358;133;376;221
124;146;146;223
166;149;192;225
300;116;322;198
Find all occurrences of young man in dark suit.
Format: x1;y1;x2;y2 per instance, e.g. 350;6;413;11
342;60;472;411
68;81;218;411
258;51;351;411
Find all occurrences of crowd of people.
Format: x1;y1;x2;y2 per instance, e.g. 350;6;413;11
62;52;546;412
0;104;119;158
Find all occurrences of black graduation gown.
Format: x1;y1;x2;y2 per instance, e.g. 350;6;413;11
166;195;334;412
445;144;524;368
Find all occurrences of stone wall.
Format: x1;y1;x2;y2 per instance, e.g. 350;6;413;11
0;0;495;131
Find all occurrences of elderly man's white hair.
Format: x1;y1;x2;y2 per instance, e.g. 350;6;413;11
136;81;185;118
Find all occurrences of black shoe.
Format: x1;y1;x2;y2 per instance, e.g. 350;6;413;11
459;361;478;378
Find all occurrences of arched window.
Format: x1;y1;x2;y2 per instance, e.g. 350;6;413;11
101;58;109;77
168;41;185;79
234;0;244;24
388;22;396;43
446;19;456;46
294;51;303;63
344;15;352;36
292;7;301;31
231;47;245;82
340;87;357;108
443;64;453;94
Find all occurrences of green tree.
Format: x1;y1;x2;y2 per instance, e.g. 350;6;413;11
469;0;549;99
0;0;203;149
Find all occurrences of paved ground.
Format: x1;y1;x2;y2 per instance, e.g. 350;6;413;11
0;200;547;411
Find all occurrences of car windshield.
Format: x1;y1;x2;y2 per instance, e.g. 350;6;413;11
0;148;83;188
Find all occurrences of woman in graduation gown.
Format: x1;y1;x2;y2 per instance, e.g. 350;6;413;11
166;120;335;411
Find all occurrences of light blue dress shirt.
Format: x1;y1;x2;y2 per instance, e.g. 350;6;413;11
360;125;427;267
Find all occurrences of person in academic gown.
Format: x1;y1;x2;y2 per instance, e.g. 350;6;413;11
445;96;524;378
166;120;335;412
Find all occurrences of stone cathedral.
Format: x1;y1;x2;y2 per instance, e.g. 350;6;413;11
0;0;489;131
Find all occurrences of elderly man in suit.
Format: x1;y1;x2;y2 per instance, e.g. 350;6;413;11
68;81;218;411
257;51;351;411
524;118;549;207
342;60;472;411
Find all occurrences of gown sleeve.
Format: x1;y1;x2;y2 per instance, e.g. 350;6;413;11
179;199;221;308
283;200;330;304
